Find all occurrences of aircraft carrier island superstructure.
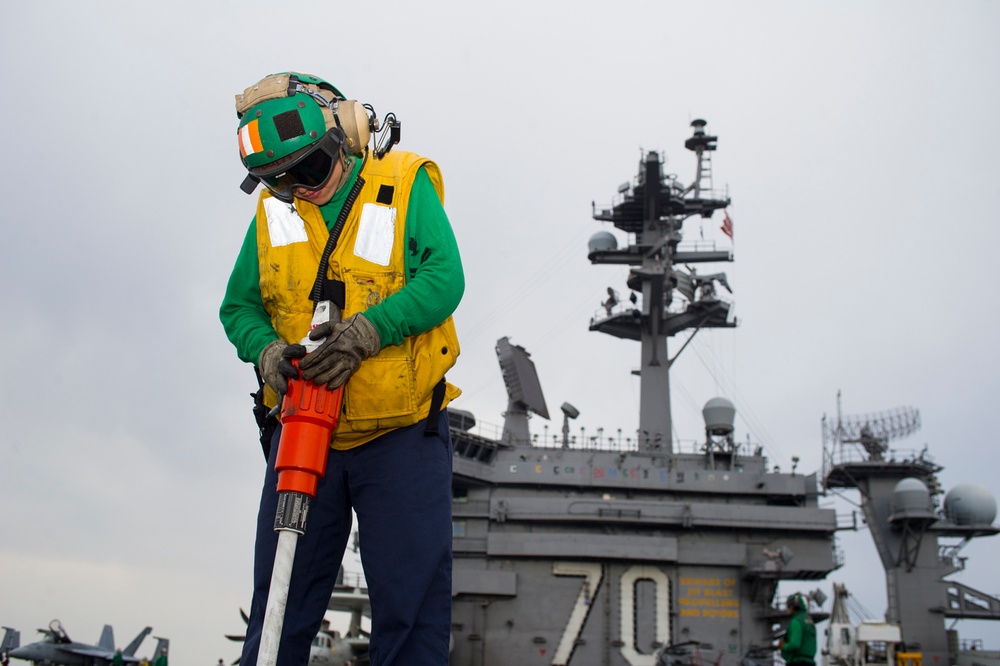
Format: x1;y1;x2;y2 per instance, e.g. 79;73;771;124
446;121;841;666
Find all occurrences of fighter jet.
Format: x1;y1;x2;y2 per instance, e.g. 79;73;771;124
1;626;21;661
4;619;166;665
305;618;368;666
225;610;369;666
225;566;371;665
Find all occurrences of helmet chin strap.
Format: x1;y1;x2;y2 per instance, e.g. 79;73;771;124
330;147;371;196
240;173;261;194
327;151;354;195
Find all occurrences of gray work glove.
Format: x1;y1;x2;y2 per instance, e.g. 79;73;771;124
297;313;381;389
258;339;307;398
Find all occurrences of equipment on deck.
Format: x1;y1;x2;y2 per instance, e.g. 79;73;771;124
257;301;344;666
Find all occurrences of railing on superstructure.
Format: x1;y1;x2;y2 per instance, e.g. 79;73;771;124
591;178;731;231
820;404;925;487
452;417;764;462
335;570;367;590
590;297;735;329
821;442;940;489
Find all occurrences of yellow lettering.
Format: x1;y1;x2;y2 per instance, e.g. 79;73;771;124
677;598;742;608
680;577;722;587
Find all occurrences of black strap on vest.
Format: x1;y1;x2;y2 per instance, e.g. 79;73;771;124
309;175;366;309
424;378;447;437
249;170;368;459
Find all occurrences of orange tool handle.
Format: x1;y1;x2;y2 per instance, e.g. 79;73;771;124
273;360;344;498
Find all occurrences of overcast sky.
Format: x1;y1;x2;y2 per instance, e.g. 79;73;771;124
2;1;999;663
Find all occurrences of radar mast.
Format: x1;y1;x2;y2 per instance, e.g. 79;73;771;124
589;120;734;454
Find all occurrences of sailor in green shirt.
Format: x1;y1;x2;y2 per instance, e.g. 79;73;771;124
220;72;462;666
781;593;817;666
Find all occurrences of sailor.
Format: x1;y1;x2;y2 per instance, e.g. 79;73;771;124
781;593;817;666
220;72;463;665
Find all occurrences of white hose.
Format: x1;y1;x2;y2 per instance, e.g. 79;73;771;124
256;529;299;666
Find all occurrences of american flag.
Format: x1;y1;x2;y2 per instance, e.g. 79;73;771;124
721;210;734;239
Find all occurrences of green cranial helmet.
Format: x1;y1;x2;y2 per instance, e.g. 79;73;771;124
235;73;371;202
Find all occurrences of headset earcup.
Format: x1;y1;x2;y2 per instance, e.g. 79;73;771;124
338;101;372;156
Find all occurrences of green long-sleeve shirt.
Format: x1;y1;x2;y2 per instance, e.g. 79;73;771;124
781;610;817;664
220;159;464;364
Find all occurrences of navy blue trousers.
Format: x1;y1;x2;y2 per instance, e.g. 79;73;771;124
240;412;453;666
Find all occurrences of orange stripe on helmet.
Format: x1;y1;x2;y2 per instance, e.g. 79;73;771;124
239;119;264;158
248;119;263;154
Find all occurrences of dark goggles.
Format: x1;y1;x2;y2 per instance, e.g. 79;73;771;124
249;129;343;203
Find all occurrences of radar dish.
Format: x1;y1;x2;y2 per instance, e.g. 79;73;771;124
823;402;921;463
703;397;736;435
944;482;997;526
496;337;549;419
825;405;921;444
588;230;617;254
893;478;931;514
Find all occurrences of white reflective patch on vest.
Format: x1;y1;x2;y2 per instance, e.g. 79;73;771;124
354;203;396;266
263;198;308;247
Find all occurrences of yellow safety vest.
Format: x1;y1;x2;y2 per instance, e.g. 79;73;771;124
255;151;460;449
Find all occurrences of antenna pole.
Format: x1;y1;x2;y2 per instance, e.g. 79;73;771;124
588;121;732;456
